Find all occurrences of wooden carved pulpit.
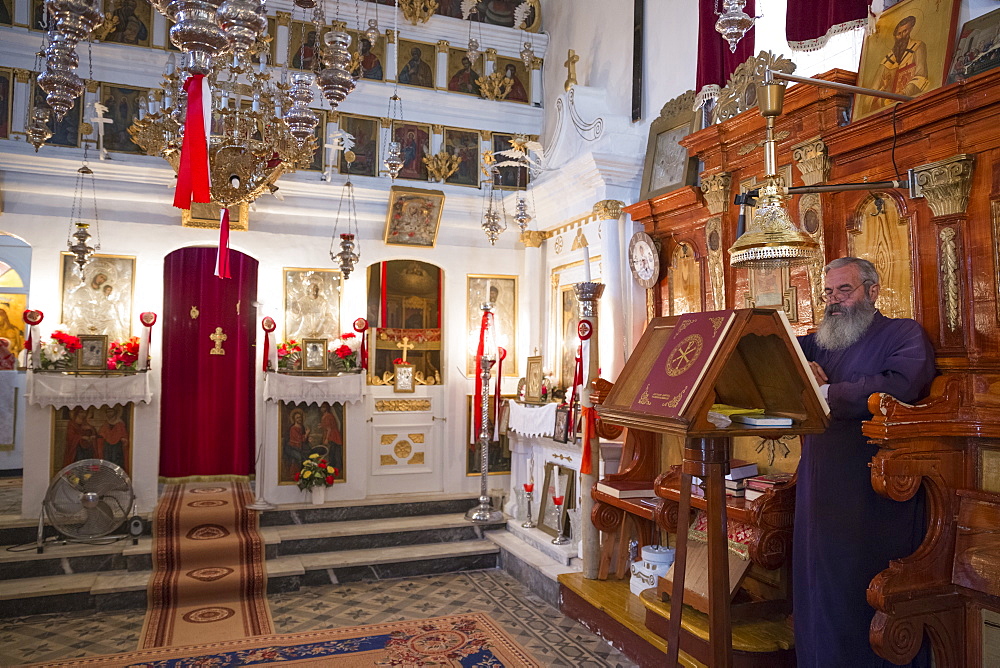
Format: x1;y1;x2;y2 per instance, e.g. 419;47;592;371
597;308;829;667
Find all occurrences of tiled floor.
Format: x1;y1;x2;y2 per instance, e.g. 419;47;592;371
0;570;638;667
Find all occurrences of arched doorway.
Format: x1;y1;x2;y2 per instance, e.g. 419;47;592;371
160;247;258;478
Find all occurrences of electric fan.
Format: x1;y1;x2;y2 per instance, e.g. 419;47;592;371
37;459;135;553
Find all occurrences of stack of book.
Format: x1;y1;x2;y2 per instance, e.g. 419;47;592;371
744;472;794;502
595;480;657;499
691;459;760;499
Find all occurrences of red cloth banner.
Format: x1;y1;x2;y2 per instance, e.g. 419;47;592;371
493;347;506;439
696;0;756;93
173;74;211;210
215;207;231;279
261;316;276;372
580;406;596;475
353;318;369;370
473;310;495;439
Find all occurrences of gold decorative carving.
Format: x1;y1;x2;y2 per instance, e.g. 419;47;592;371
551;272;561;288
705;216;725;310
485;48;497;62
478;129;492;141
411;452;425;465
553;235;564;254
791;136;830;186
409;433;425;444
413;370;440;385
851;194;913;320
381;434;396;445
190;305;199;319
700;172;732;215
564;49;579;92
911;154;976;217
399;0;438;25
275;11;291;26
531;56;542;71
477;71;512;101
519;0;542;32
327;112;340;124
379;117;392;129
394;440;412;458
85;79;99;93
738;130;790;156
570;229;588;251
423;151;462;182
81;122;93;135
369;371;395;385
13;68;32;83
553;453;573;462
431;124;443;134
380;455;397;466
375;399;432;412
592;200;623;220
520;230;551;248
436;40;449;53
646;287;655;322
797;193;827;323
385;29;397;44
712;51;795;125
209;327;227;355
940;227;960;332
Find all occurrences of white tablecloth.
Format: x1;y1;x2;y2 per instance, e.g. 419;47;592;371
26;371;153;409
262;372;365;405
507;400;558;437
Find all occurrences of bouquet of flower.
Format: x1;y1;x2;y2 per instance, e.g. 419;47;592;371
39;329;82;370
295;453;338;490
277;339;301;371
331;332;361;372
107;336;140;371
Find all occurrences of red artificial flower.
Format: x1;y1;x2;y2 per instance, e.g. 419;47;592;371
325;475;334;485
334;344;353;359
319;459;327;467
294;472;300;481
393;357;406;365
341;332;356;340
52;331;83;351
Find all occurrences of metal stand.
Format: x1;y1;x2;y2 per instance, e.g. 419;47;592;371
551;498;570;545
521;486;536;528
247;388;277;511
467;303;503;524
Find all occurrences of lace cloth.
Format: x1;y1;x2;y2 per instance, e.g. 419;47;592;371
507;400;557;437
263;372;365;405
26;371;152;409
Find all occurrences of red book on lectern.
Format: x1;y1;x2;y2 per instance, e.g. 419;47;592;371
628;310;737;419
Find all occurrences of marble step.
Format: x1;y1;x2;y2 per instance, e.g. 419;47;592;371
258;494;482;527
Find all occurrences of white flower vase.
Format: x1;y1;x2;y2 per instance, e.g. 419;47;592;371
310;486;325;506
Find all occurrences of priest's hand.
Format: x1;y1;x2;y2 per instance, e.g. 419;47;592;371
808;361;828;385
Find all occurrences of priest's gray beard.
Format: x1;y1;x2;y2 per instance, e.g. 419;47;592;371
815;296;877;350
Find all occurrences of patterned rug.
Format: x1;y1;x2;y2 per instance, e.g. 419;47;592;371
29;613;541;667
139;481;274;648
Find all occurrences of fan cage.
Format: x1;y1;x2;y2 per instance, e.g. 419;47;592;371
45;459;134;540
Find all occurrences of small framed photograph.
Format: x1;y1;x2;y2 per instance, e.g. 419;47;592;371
552;405;570;444
524;355;543;403
302;338;329;372
537;462;576;538
639;89;699;201
394;362;415;393
77;335;108;370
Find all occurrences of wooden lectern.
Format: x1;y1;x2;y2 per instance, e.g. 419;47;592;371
597;308;829;667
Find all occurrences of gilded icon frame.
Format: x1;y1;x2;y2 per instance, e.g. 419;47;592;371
524;355;543;404
302;338;329;372
77;335;108;370
383;186;445;248
639;90;700;201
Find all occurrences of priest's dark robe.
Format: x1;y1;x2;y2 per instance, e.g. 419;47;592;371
794;312;935;667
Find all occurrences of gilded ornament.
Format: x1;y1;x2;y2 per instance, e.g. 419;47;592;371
394;440;412;458
13;68;32;83
738;130;789;156
485;48;497;62
381;434;396;446
275;11;291;26
700;172;732;215
409;433;425;444
564;49;579;92
375;399;432;412
380;455;397;466
436;40;450;53
911;154;976;217
791;136;830;186
398;0;438;25
712;51;795;125
423;151;462;182
939;227;960;332
209;327;227;355
385;29;397;44
190;305;200;319
411;452;425;465
592;200;623;220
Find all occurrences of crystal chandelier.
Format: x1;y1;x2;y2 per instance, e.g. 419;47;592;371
729;78;817;268
512;194;532;232
330;160;361;279
67;148;101;276
26;106;53;152
481;184;506;245
316;30;357;107
463;2;482;65
383;94;404;179
38;0;104;121
715;0;757;53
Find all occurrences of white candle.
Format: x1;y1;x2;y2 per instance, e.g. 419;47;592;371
582;245;592;282
554;467;561;498
528;457;534;485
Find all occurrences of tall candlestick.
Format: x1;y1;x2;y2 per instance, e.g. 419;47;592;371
528;456;534;485
582;245;592;281
554;466;561;498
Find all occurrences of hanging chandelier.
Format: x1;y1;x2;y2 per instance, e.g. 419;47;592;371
512;194;532;232
715;0;757;53
37;0;104;121
481;184;506;245
330;159;361;279
67;148;101;276
729;77;818;268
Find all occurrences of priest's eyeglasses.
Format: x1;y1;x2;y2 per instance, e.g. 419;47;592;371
820;282;869;303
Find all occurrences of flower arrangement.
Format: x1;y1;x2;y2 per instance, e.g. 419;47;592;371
392;357;406;365
39;329;82;370
295;453;338;490
330;332;361;372
107;336;140;371
277;339;301;371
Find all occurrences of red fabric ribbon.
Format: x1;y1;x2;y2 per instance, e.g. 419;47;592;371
173;73;211;210
473;310;495;439
580;405;597;475
494;347;506;439
379;263;388;327
261;317;276;372
353;318;369;370
22;309;43;351
215;207;231;279
567;344;583;432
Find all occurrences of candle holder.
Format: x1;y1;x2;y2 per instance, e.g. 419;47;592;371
466;303;503;524
551;495;571;545
521;483;536;528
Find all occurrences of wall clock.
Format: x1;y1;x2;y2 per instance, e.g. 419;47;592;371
628;231;660;289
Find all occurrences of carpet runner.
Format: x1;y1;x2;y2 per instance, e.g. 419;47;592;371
31;613;541;666
139;481;274;649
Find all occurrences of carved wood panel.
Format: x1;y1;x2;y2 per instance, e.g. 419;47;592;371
848;193;914;320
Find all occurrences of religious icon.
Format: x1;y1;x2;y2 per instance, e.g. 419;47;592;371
60;253;135;343
639;90;699;201
283;268;341;342
466;275;518;376
302;338;329;372
390;121;431;181
277;400;346;485
537;462;575;538
552;406;570;443
383;186;445;247
853;0;960;121
495;56;529;103
102;0;152;47
446;48;482;96
99;83;146;154
524;355;543;403
393;362;415;392
0;293;27;358
443;127;480;187
350;30;385;81
51;403;134;478
338;114;379;177
397;39;435;89
367;260;443;380
181;202;249;231
289;20;325;71
946;8;1000;84
77;335;108;370
559;286;579;389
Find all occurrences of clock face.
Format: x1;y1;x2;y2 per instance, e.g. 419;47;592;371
629;232;660;289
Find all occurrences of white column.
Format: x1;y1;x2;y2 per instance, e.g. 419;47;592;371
530;57;542;107
594;200;626;379
385;30;399;82
435;40;449;90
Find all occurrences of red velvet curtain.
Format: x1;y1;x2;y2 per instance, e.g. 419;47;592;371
786;0;869;50
696;0;757;92
160;247;258;478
